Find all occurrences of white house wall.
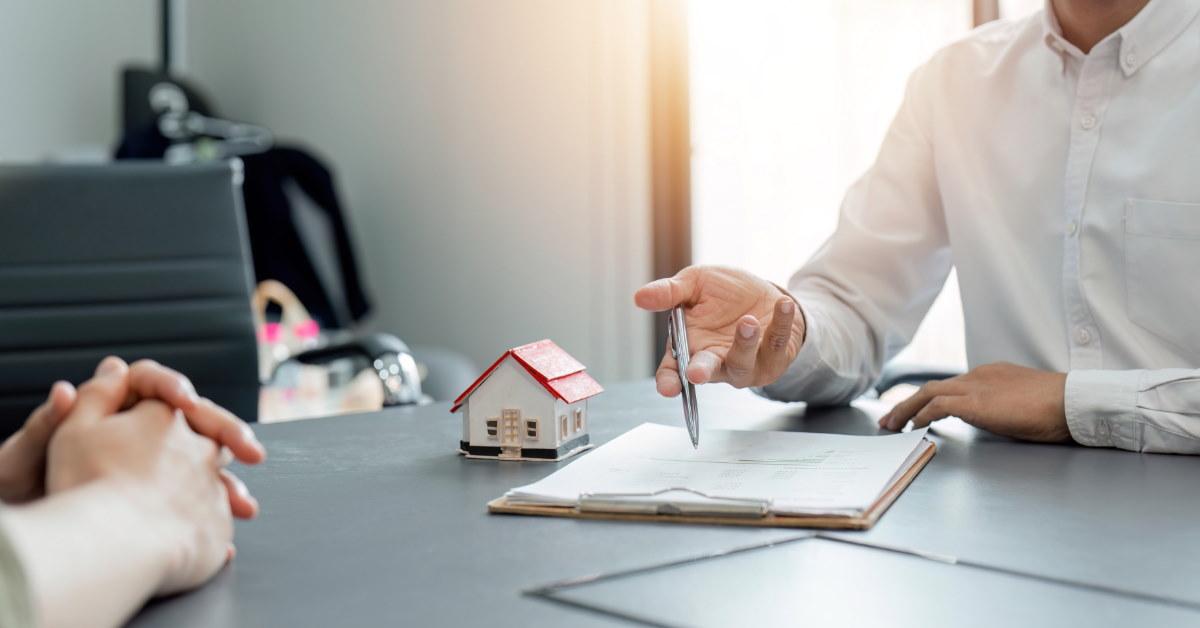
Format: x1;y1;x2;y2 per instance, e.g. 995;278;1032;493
461;402;469;444
552;399;588;446
465;358;558;450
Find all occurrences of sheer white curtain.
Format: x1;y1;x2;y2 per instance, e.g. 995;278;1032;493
689;1;980;370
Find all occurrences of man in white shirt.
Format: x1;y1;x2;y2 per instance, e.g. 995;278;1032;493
635;0;1200;454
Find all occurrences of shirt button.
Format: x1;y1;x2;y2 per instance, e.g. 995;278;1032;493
1124;52;1137;69
1080;114;1097;130
1066;220;1078;236
1075;327;1092;345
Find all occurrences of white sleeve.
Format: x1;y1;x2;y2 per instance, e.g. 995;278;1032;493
0;512;35;628
1066;369;1200;454
759;61;952;405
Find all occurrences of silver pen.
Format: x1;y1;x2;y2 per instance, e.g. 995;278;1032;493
668;306;700;448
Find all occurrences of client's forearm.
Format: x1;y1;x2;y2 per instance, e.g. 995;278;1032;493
3;478;171;628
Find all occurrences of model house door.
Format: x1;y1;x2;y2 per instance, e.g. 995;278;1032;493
500;409;521;458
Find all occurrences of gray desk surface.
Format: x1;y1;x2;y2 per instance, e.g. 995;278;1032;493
128;381;1200;627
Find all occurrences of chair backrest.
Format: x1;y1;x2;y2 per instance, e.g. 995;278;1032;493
0;162;259;438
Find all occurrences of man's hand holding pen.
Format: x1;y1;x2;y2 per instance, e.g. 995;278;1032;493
635;265;806;396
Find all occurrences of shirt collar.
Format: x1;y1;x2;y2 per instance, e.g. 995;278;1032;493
1041;0;1200;76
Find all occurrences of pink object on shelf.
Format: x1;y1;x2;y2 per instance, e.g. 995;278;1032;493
294;319;320;339
261;322;282;343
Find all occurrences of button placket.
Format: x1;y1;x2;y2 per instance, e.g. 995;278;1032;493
1060;47;1115;369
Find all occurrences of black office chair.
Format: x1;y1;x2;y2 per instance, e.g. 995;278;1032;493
0;162;260;438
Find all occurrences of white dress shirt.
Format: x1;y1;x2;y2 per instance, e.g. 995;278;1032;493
761;0;1200;453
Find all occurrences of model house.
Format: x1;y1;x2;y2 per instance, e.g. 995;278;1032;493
452;339;603;461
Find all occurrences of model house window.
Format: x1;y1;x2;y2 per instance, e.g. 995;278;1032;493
526;418;538;440
486;419;498;439
574;408;584;431
560;414;569;435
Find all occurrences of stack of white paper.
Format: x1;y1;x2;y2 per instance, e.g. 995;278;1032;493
506;423;931;517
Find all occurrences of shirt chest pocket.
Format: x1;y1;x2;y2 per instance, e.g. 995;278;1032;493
1124;198;1200;354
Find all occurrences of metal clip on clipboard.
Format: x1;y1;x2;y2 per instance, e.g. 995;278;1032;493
577;487;771;519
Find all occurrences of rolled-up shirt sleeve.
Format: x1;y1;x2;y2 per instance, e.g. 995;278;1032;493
1066;369;1200;454
0;512;35;628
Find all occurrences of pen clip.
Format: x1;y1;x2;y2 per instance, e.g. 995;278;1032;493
579;487;770;518
667;309;683;361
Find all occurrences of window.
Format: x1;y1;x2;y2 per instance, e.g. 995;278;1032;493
485;419;498;439
560;414;569;435
688;1;975;370
574;408;585;432
525;418;538;440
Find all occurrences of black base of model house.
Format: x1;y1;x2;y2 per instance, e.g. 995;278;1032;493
459;434;591;459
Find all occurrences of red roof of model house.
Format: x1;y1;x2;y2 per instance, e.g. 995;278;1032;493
450;339;604;413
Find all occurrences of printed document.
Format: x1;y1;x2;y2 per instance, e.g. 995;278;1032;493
506;423;932;516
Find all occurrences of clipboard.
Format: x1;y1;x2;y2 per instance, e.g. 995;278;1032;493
489;438;935;530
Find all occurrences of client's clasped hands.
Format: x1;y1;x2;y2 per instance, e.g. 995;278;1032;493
0;356;266;595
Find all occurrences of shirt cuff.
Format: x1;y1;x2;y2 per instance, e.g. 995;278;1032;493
1064;369;1142;449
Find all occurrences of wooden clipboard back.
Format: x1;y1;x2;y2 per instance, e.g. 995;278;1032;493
488;438;936;530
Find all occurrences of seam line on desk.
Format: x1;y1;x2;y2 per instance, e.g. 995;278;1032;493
820;534;1200;613
523;533;815;594
531;532;1200;618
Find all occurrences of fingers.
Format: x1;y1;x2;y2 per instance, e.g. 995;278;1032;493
721;315;760;387
186;398;266;465
910;396;970;429
686;350;721;385
655;348;682;398
125;398;179;424
126;360;199;413
219;468;259;520
127;360;265;465
67;357;131;424
633;270;699;312
20;381;77;446
756;297;798;377
879;378;965;431
47;380;77;417
0;381;78;502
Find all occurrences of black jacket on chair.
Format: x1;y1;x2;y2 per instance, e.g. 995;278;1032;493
239;146;372;327
118;141;372;327
115;69;372;327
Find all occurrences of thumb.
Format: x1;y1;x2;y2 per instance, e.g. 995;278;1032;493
633;271;698;312
67;357;131;423
15;381;77;448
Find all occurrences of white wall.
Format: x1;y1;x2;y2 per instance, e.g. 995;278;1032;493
0;1;157;161
183;1;654;383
